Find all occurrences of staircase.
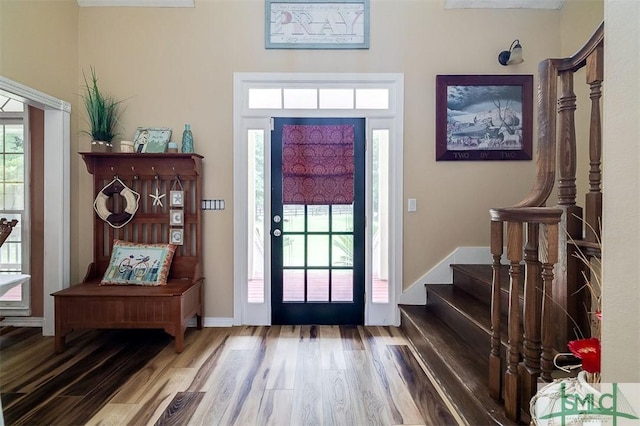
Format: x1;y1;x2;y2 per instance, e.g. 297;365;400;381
399;22;606;425
400;264;520;425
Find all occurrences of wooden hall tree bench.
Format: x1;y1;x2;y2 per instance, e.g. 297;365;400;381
52;152;204;353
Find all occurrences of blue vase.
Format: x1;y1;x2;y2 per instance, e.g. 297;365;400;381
181;124;194;153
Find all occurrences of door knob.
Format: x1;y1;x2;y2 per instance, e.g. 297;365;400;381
273;215;281;223
273;229;282;237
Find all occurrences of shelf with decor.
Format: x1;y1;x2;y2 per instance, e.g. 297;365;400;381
52;152;204;353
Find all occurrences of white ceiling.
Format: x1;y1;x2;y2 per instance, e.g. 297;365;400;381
445;0;565;9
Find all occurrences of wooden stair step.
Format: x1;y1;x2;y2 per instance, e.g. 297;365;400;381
426;284;509;359
399;305;517;426
451;264;523;318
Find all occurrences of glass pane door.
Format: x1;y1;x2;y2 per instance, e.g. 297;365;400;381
271;117;365;325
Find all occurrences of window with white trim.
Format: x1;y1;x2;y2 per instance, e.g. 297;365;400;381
0;95;29;307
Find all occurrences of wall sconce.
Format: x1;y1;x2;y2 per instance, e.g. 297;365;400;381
498;39;523;66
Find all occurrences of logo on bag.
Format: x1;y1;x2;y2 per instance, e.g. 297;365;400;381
537;382;639;425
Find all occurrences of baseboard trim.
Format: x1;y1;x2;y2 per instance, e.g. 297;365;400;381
188;317;235;327
0;316;44;327
399;246;492;305
2;316;235;329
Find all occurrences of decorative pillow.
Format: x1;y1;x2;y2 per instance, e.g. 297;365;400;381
101;240;176;286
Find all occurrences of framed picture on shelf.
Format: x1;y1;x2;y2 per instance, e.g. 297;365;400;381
169;228;184;245
133;127;172;153
436;74;533;161
170;190;184;207
170;209;183;226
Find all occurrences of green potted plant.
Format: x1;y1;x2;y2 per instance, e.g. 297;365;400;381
80;66;124;152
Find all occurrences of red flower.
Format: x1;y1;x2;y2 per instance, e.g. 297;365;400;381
568;337;601;373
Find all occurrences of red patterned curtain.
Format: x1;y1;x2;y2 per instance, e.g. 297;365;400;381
282;124;354;205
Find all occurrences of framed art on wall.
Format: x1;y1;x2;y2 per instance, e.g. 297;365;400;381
436;74;533;161
265;0;370;49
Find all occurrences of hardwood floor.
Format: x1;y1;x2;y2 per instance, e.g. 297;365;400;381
0;325;462;426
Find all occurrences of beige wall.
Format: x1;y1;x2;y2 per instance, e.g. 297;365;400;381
76;1;568;318
561;0;604;53
0;0;79;314
601;0;640;383
0;1;78;99
2;0;603;320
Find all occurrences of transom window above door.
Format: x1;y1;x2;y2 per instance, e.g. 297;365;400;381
246;86;392;112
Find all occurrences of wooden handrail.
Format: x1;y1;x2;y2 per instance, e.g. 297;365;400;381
514;59;559;208
556;23;604;73
490;207;565;223
514;22;604;209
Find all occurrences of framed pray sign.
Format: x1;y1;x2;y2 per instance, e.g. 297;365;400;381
265;0;370;49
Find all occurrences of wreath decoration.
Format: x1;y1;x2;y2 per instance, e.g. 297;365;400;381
93;177;140;228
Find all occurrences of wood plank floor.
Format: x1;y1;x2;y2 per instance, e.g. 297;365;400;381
0;325;463;426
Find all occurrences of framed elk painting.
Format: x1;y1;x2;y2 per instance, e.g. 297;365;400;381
436;74;533;161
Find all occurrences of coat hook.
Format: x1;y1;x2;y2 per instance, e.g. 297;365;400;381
111;166;118;179
131;166;139;180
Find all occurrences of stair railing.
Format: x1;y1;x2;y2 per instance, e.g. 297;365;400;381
488;22;604;422
488;207;561;421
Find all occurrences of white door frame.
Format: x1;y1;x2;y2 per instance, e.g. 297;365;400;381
0;76;71;335
233;72;403;326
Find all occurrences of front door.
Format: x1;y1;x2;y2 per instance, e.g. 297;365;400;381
271;117;365;324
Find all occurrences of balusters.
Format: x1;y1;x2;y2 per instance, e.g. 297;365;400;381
557;71;578;208
504;221;524;422
585;44;604;243
489;219;504;400
520;222;542;414
540;221;559;381
489;208;562;422
556;71;583;346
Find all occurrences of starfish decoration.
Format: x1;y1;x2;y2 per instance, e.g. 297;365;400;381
149;187;166;207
